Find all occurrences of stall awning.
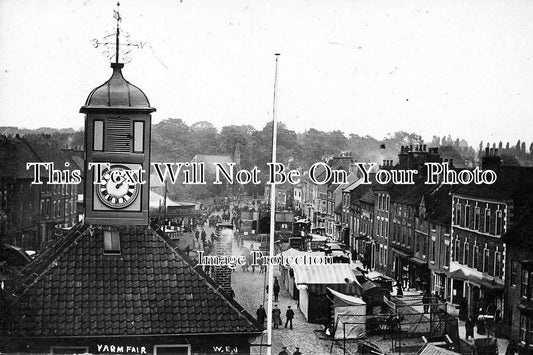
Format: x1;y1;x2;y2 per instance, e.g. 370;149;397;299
327;287;366;307
293;264;358;285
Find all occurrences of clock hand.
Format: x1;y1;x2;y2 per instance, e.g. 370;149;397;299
116;180;125;189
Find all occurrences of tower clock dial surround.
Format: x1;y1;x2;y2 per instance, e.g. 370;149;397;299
96;164;140;209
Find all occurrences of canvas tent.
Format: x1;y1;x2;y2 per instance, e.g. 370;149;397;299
277;248;325;299
327;287;366;340
293;264;362;323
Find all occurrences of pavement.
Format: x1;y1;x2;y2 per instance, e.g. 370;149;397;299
178;212;512;355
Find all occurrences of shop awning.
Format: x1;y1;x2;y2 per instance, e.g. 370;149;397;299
446;268;504;290
392;248;412;259
445;268;469;281
409;256;428;266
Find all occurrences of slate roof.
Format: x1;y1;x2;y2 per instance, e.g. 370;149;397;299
389;177;434;207
0;222;262;338
0;136;40;179
454;166;533;203
360;188;375;205
425;184;454;225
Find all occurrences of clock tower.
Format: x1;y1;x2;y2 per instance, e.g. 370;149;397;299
80;62;155;225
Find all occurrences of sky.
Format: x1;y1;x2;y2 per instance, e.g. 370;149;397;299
0;0;532;146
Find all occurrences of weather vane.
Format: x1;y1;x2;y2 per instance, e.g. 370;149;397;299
92;2;146;64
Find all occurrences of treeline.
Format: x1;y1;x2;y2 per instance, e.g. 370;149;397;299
2;121;487;200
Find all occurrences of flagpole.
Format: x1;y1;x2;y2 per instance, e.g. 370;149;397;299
266;53;280;355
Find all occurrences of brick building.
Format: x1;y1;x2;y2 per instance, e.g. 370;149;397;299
449;155;533;332
504;208;533;353
0;135;81;252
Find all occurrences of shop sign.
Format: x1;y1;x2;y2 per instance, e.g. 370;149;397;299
96;344;147;353
212;345;238;353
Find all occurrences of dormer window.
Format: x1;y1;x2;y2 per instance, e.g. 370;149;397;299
103;230;121;254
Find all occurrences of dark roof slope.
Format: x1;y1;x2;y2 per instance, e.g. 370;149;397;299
503;206;533;246
425;184;454;225
1;223;261;337
454;166;533;202
0;137;40;179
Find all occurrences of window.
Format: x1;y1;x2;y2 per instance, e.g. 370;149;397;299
51;347;89;354
454;239;460;262
522;270;529;299
529;272;533;300
474;207;481;230
494;252;502;278
473;245;479;269
484;209;491;234
103;230;121;254
444;244;450;267
465;205;470;228
521;316;528;344
431;239;436;262
483;248;490;273
495;210;503;235
154;344;190;355
464;242;469;266
133;121;144;153
93;120;104;151
455;203;461;226
511;261;518;286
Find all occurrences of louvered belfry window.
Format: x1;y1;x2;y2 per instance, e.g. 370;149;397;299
106;117;132;152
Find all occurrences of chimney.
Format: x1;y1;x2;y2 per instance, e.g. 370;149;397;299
213;228;234;295
481;146;501;170
398;146;408;168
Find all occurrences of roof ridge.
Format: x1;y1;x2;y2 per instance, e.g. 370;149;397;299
13;223;88;299
149;221;263;332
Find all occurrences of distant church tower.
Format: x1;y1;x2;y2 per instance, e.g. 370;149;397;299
80;61;155;225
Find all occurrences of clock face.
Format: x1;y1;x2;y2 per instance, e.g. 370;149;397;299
96;164;140;209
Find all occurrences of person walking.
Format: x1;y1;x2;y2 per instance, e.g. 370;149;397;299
256;305;266;325
194;229;200;247
272;305;282;329
278;347;289;355
422;290;431;313
293;347;302;355
465;315;475;340
274;277;280;302
285;306;295;329
396;280;403;297
210;231;216;244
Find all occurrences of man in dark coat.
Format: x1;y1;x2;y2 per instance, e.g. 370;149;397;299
285;306;295;329
274;277;280;302
273;305;282;329
194;229;200;247
256;305;266;324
